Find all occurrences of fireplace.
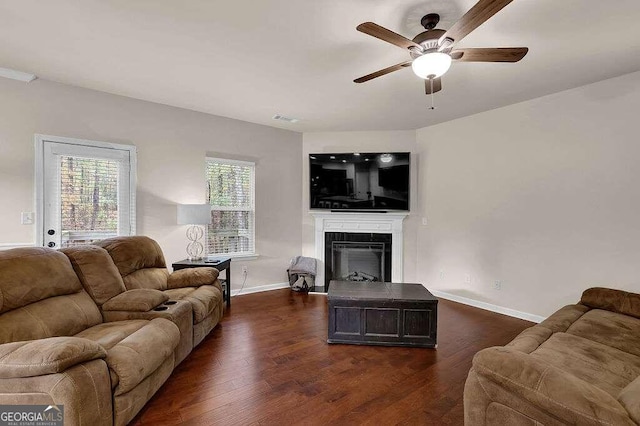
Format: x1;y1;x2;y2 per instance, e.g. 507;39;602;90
311;212;408;293
324;232;392;291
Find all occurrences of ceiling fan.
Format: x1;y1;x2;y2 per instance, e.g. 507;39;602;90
354;0;528;98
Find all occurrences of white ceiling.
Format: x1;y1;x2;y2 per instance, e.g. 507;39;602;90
1;0;639;132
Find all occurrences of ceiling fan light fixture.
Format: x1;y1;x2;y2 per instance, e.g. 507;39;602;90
411;52;452;79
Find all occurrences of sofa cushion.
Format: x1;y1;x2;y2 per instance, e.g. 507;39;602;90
75;320;149;350
62;245;127;306
0;337;106;378
618;376;640;424
529;332;640;397
0;247;83;313
0;291;103;344
76;318;179;395
102;289;168;312
581;287;640;319
567;309;640;357
122;268;169;291
164;285;222;323
95;236;167;277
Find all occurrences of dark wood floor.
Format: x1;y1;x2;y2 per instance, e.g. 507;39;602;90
130;289;532;426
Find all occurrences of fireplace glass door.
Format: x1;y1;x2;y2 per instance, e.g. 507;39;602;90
332;242;385;283
324;232;392;291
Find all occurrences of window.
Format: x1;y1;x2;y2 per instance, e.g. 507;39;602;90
206;158;255;257
36;135;136;248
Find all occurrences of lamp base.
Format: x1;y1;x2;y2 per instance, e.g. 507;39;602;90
185;225;205;261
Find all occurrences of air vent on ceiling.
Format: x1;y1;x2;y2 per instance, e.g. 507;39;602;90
272;114;299;124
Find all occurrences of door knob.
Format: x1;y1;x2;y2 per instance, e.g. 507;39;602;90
47;229;55;235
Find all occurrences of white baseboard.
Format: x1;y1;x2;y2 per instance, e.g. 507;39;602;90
429;289;545;324
0;242;36;250
231;282;290;297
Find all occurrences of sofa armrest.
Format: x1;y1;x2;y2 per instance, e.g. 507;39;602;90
0;337;106;379
168;267;219;289
101;289;169;312
472;346;635;425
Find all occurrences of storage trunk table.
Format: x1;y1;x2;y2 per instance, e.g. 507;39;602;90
327;281;438;348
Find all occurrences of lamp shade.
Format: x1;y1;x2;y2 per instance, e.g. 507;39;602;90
177;204;211;225
411;52;452;79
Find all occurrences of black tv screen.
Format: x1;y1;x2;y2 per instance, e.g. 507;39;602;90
309;152;410;211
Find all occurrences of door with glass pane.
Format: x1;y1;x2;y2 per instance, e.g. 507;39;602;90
38;137;136;249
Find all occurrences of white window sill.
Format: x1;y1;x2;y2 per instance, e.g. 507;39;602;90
208;253;259;261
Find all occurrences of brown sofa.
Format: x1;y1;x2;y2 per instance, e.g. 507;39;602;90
0;247;180;426
0;238;225;426
464;287;640;425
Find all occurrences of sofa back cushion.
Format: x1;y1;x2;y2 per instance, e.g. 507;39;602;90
95;236;169;290
581;287;640;319
62;246;127;306
0;247;102;343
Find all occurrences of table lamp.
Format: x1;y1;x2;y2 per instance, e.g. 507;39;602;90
177;204;211;260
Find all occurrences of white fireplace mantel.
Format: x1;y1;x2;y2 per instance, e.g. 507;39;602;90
311;211;409;289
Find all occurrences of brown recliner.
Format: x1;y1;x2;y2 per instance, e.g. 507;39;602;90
0;247;180;426
95;236;225;347
62;245;194;366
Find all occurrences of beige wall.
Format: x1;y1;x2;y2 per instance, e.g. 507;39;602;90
0;78;302;290
416;71;640;317
2;70;638;317
301;131;420;284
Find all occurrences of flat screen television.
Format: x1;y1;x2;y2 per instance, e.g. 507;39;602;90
309;152;410;211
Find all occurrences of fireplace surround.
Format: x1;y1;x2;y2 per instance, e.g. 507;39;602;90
311;212;408;292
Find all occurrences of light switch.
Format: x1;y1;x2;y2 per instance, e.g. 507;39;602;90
421;217;428;226
21;212;34;225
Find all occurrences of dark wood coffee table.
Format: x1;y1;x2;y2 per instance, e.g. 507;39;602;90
327;281;438;348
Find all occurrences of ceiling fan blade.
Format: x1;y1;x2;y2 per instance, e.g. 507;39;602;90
425;78;442;94
357;22;422;50
451;47;528;62
354;61;412;83
439;0;514;46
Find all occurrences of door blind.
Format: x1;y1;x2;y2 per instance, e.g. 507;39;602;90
38;136;136;249
59;156;120;247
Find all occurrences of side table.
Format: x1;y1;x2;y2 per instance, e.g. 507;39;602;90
172;257;231;308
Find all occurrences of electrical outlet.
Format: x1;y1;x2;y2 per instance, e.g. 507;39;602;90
421;217;428;226
493;280;502;290
465;274;471;284
242;266;248;275
439;270;445;280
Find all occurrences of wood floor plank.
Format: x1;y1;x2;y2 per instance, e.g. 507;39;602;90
130;289;531;425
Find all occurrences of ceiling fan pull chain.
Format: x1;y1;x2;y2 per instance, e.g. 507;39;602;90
429;77;436;110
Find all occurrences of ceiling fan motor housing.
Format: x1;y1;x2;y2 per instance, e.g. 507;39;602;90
411;29;446;58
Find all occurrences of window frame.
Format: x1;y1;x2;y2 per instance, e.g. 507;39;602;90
205;157;256;258
34;134;137;247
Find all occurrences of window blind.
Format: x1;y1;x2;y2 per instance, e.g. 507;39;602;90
206;158;255;256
